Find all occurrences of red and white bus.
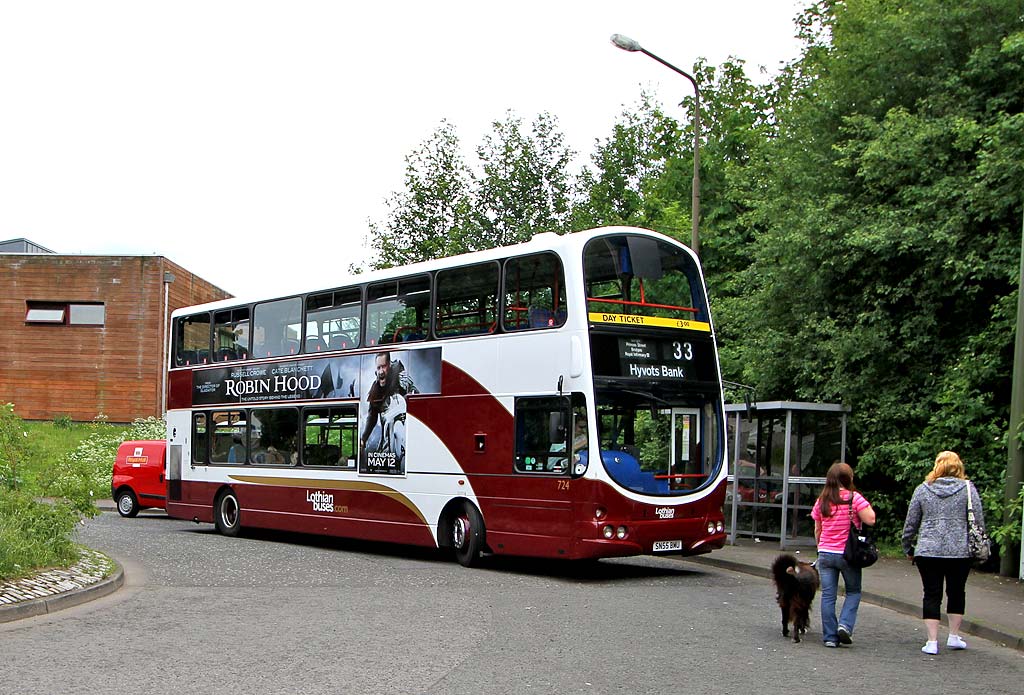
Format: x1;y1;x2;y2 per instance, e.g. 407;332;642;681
164;226;728;565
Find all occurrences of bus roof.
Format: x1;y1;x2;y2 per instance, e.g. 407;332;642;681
171;225;688;317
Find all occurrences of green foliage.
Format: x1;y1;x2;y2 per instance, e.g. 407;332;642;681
52;414;73;429
0;490;81;580
368;120;475;268
369;112;576;270
0;403;30;491
0;413;164;580
986;483;1023;551
472;111;575;247
44;416;166;512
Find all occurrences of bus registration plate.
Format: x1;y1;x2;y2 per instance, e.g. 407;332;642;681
653;540;683;552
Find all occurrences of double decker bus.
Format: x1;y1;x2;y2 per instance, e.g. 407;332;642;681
164;226;728;566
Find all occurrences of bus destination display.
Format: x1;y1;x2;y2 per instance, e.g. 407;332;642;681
590;333;715;383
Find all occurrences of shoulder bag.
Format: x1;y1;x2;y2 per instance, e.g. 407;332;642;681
843;495;878;568
966;481;991;563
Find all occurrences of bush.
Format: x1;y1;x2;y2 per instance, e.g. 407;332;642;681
0;403;30;491
52;414;73;429
0;490;80;580
44;416;166;510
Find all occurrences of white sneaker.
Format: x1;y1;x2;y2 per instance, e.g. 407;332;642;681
947;634;967;650
921;641;939;655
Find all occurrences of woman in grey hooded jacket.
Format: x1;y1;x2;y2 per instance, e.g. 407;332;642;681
901;451;986;655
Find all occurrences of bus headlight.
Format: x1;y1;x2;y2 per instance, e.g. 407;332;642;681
716;521;725;533
602;525;615;539
616;526;628;539
595;507;607;520
707;522;716;534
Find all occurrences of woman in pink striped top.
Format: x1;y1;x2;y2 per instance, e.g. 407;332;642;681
811;462;876;648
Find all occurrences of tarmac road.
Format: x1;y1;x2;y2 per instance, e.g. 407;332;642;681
0;512;1020;694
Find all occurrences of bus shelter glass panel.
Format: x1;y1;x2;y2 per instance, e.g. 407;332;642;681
727;403;849;547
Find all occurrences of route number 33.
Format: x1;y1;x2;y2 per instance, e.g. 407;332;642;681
672;341;693;361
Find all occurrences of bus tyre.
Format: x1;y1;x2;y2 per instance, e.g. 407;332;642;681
214;489;241;537
452;504;485;567
116;489;140;518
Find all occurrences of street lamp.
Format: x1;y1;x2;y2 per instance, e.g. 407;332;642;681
611;33;701;257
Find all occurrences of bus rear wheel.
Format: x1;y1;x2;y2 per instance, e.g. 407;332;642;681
214;489;241;537
451;503;485;567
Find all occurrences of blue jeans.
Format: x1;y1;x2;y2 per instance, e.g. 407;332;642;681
817;551;863;643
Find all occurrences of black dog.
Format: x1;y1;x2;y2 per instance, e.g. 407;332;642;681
771;553;820;643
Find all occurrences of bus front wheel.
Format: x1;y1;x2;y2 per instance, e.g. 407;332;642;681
451;503;485;567
214;489;241;537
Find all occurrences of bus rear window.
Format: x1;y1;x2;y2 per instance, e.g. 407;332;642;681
174;313;211;366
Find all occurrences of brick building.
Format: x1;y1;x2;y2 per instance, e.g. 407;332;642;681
1;240;230;422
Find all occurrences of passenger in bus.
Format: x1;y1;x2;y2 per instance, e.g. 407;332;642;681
227;434;245;463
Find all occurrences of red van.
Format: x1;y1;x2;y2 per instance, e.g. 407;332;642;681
112;440;167;517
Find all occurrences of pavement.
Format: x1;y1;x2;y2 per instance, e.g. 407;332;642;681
2;502;1022;653
686;538;1024;653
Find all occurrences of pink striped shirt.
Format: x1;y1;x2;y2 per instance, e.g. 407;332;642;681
812;490;870;553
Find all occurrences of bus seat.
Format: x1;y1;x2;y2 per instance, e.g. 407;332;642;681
328;335;350;351
305;336;325;353
601;449;648;490
181;350;198;365
285;339;300;355
529;308;553;328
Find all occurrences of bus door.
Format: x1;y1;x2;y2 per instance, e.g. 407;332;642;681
668;408;702;491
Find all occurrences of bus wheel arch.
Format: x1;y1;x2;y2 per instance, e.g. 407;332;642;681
214;487;241;537
115;487;140;518
441;500;486;567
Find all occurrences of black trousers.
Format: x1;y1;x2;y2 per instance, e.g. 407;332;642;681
915;556;973;620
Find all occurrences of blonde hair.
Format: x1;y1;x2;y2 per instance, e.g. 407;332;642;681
925;450;966;483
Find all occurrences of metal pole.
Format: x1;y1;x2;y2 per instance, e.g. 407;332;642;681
636;47;701;257
611;36;700;256
1002;212;1024;577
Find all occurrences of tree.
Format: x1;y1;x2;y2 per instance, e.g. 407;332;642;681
739;0;1024;546
368;121;474;269
574;92;682;230
471;111;575;248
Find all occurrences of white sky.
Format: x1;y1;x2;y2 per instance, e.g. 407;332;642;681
0;0;805;299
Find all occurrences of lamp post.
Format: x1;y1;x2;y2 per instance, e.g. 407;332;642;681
611;33;701;257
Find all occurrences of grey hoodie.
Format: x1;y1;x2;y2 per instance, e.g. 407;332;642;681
901;477;985;558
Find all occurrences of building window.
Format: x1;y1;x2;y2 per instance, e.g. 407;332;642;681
25;301;105;326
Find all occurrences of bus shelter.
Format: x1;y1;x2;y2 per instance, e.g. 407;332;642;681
724;401;850;548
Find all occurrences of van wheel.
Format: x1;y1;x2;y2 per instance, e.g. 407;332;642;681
116;490;140;518
451;503;485;567
214;490;241;537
